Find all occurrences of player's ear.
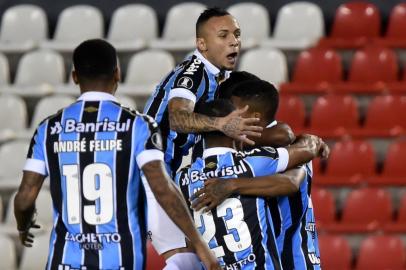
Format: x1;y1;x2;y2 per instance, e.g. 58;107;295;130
114;66;121;83
196;37;207;51
72;70;79;85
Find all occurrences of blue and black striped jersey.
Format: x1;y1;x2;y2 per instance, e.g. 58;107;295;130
175;146;289;270
270;162;321;270
24;91;164;270
143;50;226;175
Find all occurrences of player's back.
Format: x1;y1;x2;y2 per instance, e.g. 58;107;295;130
176;147;286;270
30;96;151;270
270;162;321;270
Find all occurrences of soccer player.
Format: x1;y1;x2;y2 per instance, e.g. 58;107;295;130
175;99;327;269
14;39;220;270
142;8;263;268
194;79;326;269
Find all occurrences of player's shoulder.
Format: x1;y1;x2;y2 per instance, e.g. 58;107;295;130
174;55;206;89
235;146;279;159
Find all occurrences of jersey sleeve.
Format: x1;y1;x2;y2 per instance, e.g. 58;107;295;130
23;121;48;176
243;146;289;176
134;114;165;168
168;56;205;104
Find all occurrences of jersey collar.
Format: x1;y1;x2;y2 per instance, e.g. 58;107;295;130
77;91;118;102
203;147;237;159
194;50;221;76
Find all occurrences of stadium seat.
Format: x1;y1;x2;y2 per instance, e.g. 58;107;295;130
362;95;406;137
275;95;305;132
227;3;269;48
146;240;166;270
280;47;342;94
19;233;50;270
356;235;405;270
261;2;324;50
309;95;359;138
0;234;17;270
30;95;75;129
107;4;158;52
149;2;206;51
317;140;376;186
14;50;65;86
318;2;381;48
384;193;406;232
333;46;399;94
238;48;287;86
0;140;29;180
311;188;336;227
0;94;27;140
41;5;103;52
0;5;47;53
0;53;10;85
318;235;352;270
120;50;175;97
375;3;406;48
328;188;392;232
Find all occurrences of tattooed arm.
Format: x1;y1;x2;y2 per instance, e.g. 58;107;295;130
168;97;263;145
142;160;220;270
191;168;305;211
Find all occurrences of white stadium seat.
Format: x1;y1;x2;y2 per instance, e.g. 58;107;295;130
0;140;29;179
19;233;50;270
0;94;27;141
0;234;16;270
0;53;10;85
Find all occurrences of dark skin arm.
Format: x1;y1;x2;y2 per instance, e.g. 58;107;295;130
191;168;306;211
142;160;220;270
168;97;263;145
14;171;45;247
254;122;296;147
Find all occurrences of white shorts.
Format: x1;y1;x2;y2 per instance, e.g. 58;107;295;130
142;175;187;255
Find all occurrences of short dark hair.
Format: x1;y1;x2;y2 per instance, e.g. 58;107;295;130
196;7;230;37
73;39;117;81
232;80;279;123
218;71;261;99
196;99;235;138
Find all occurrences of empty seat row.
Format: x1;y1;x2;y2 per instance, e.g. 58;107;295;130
277;94;406;138
313;187;406;233
319;234;406;270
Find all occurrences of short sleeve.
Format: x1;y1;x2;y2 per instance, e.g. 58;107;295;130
134;114;164;168
241;146;289;176
168;56;205;103
24;122;48;176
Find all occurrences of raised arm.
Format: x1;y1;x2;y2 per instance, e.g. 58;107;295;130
142;160;220;270
168;97;263;145
255;121;296;147
14;171;45;247
191;167;306;211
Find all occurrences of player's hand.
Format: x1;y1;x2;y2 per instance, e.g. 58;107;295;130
191;179;234;211
194;239;221;270
18;222;41;247
219;105;263;145
318;140;330;159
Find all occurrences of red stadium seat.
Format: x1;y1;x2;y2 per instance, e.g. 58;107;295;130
146;240;166;270
333;46;399;94
356;235;406;270
318;235;352;270
362;95;406;137
328;188;392;233
280;48;343;94
309;95;359;138
385;193;406;232
318;2;381;48
275;95;305;132
312;188;336;227
316;140;376;186
375;3;406;48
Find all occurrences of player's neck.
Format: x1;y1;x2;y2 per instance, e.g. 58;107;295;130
205;136;234;149
79;83;117;95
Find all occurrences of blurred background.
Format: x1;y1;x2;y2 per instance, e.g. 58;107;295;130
0;0;405;269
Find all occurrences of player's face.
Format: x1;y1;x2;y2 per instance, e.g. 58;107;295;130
198;15;241;71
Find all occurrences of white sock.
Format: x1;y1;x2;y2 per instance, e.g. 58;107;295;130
163;252;203;270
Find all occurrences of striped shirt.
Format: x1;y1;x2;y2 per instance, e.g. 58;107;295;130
143;50;228;175
24;91;164;270
175;146;289;270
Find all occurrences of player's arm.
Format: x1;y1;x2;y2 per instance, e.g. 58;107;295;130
14;171;45;247
254;121;296;147
142;161;220;270
191;167;306;211
168;97;262;145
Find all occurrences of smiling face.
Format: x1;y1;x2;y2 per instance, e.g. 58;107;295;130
197;15;241;71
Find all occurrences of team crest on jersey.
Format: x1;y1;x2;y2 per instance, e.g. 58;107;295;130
177;76;193;89
262;146;276;154
84;106;98;113
206;162;217;169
